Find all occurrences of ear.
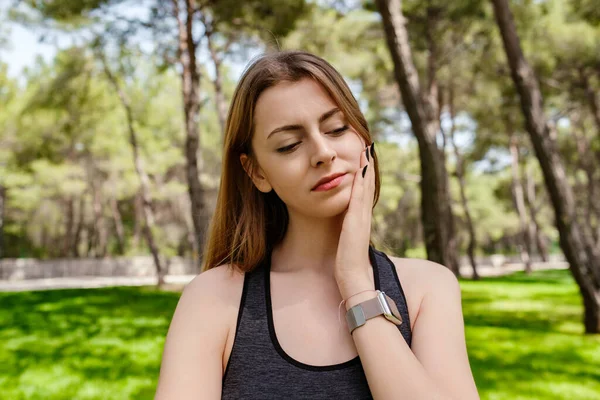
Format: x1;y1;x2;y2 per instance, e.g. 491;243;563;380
240;153;273;193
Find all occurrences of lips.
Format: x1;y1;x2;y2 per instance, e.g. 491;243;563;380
312;172;346;190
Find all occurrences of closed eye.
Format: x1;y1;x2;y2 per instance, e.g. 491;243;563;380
331;125;349;134
276;126;349;154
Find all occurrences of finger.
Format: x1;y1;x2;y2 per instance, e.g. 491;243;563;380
350;146;369;206
368;142;375;186
361;143;369;168
363;143;375;215
367;143;375;210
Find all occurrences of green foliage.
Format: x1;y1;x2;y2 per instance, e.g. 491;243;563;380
212;0;310;39
570;0;600;26
16;0;127;27
0;63;19;188
3;0;599;261
372;141;422;254
455;171;520;243
1;43;196;257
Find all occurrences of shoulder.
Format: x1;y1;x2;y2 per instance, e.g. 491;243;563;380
386;256;461;320
165;263;246;362
183;264;245;306
176;264;246;329
387;256;459;293
155;264;245;398
167;263;245;342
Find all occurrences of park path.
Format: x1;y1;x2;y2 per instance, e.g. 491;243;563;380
0;261;569;292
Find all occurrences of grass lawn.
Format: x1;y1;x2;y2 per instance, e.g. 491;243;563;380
461;269;600;399
1;269;599;399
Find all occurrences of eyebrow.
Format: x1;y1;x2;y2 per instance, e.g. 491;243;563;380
267;107;342;140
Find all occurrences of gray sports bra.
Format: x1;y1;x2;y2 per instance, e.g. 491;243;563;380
221;244;412;399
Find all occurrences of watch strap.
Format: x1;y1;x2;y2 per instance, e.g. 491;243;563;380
345;291;402;334
360;293;386;320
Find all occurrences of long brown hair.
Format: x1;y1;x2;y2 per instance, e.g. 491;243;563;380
201;50;381;273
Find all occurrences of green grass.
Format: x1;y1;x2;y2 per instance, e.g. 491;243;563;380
1;269;599;399
0;287;179;399
461;270;600;399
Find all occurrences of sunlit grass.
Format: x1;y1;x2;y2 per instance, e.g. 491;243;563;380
0;287;177;399
1;269;599;399
460;270;600;400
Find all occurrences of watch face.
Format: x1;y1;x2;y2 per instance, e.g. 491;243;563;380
382;293;403;325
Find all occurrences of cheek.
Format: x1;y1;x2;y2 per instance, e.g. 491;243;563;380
268;163;305;192
344;136;366;166
346;130;366;152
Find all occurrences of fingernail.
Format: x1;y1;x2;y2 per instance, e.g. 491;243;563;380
365;146;369;162
362;165;368;178
370;142;375;159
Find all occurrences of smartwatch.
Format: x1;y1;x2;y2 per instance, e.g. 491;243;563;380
345;290;403;334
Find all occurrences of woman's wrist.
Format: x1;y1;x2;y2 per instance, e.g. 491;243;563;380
336;272;376;310
344;290;379;311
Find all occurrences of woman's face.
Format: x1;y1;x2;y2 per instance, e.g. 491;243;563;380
241;78;367;218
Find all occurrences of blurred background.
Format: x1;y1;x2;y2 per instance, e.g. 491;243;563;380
0;0;599;399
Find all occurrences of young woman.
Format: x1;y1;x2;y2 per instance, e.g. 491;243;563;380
155;50;479;399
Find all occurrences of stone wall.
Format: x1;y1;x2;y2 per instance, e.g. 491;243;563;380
458;254;565;268
0;256;197;281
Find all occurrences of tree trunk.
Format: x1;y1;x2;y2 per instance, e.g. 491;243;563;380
509;134;533;273
205;29;229;181
109;194;125;255
73;192;86;257
524;162;548;261
0;185;5;260
181;195;197;258
63;197;75;257
492;0;600;333
86;221;95;257
132;192;142;250
91;180;107;258
41;224;49;254
172;0;209;269
572;114;600;248
100;52;165;286
442;164;460;275
447;86;479;279
375;0;457;271
427;7;460;276
580;69;600;142
206;30;228;143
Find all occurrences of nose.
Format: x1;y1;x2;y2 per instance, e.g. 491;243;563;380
310;131;336;167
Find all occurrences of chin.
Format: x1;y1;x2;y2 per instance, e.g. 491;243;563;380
280;186;351;218
306;192;351;218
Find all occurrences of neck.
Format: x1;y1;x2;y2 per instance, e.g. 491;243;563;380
270;210;346;277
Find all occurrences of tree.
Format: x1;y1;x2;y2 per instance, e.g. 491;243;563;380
444;81;480;279
0;62;17;260
96;43;166;285
374;0;460;273
492;0;600;333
